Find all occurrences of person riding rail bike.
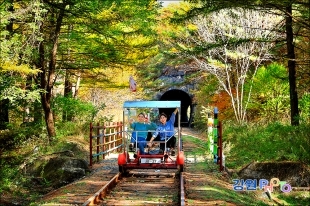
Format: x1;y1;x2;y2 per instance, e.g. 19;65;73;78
148;108;178;156
130;113;157;155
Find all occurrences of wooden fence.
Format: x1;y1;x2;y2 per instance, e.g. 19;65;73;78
89;121;123;166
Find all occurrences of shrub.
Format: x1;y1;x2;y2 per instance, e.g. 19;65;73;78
223;122;310;169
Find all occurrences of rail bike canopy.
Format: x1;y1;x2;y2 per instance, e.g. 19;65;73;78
123;100;180;109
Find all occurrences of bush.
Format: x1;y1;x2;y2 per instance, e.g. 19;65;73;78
247;63;290;123
223;122;310;169
52;95;106;123
299;93;310;124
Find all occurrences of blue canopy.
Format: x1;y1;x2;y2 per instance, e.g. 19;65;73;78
123;101;180;108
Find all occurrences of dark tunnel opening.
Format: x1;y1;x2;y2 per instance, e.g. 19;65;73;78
159;89;193;127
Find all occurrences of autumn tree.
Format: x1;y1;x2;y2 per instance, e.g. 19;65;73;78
185;0;310;125
173;9;282;123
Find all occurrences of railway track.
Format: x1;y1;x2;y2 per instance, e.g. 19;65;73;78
39;161;119;205
83;169;183;206
39;128;201;205
80;128;201;205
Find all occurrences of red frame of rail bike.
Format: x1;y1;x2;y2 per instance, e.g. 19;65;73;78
118;101;184;172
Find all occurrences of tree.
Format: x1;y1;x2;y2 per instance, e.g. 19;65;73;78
0;0;160;141
0;0;13;129
248;63;290;122
173;9;282;123
136;2;195;95
0;0;43;128
185;0;310;125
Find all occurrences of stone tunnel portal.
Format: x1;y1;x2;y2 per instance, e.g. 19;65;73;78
159;89;193;127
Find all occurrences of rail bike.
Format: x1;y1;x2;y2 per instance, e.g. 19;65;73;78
117;101;184;174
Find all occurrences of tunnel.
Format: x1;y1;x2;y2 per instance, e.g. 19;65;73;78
158;89;194;127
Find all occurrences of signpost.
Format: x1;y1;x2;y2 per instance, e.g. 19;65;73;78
207;107;224;171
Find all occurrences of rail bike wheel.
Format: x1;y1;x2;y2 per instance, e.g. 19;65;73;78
177;151;184;172
119;165;128;174
118;153;126;165
179;164;184;172
118;152;130;175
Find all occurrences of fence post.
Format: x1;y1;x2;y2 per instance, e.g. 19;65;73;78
96;123;100;162
103;123;106;160
213;107;219;163
108;122;112;156
101;122;104;160
89;122;93;167
116;122;119;152
112;122;116;151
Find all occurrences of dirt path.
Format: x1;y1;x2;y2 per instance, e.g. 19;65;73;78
182;127;206;140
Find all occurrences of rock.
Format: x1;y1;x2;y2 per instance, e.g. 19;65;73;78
237;161;310;187
25;155;90;188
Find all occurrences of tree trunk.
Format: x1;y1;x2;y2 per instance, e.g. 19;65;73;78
38;33;56;140
38;4;66;141
74;71;81;99
286;5;299;126
0;99;9;130
64;69;72;97
63;69;73;121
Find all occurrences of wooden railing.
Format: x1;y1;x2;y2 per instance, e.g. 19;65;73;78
89;121;123;166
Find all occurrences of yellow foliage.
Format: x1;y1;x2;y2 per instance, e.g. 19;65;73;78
207;58;226;69
82;66;135;90
170;47;178;53
0;61;41;75
226;51;259;62
226;51;239;59
187;23;197;32
96;3;118;20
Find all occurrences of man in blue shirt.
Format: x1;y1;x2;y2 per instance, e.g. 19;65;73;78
148;108;178;156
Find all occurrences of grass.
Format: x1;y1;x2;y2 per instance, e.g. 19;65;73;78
223;122;310;169
182;135;209;155
183;135;270;205
275;191;310;205
182;127;310;206
190;186;268;206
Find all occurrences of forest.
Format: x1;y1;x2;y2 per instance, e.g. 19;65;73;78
0;0;309;205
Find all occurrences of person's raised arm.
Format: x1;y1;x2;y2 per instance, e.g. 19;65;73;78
173;108;178;114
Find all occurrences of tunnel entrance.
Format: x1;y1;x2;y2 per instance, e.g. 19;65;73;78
159;89;193;127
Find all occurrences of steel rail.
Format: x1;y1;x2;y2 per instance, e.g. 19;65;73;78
82;173;121;206
180;172;185;206
82;170;185;205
